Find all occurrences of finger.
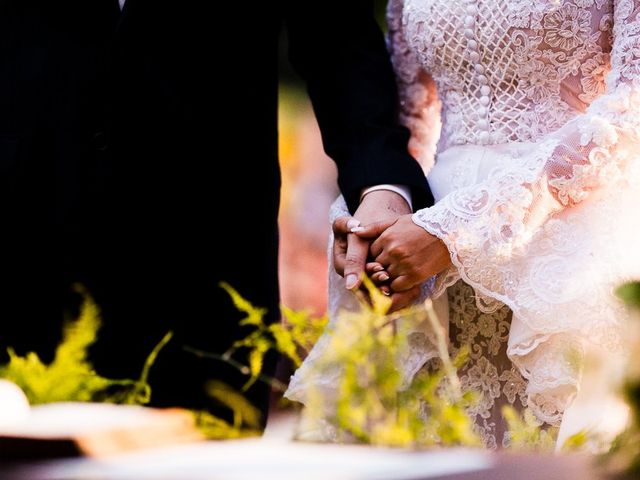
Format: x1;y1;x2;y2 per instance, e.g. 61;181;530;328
374;249;391;270
389;285;422;313
390;275;416;293
370;270;390;285
351;218;397;239
332;234;348;277
365;262;385;275
344;235;370;290
370;236;387;259
333;216;361;236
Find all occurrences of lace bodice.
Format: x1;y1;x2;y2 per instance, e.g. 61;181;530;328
389;0;632;154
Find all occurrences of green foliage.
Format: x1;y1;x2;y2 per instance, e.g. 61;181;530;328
502;406;559;451
218;282;327;391
123;331;174;406
280;306;329;365
193;279;624;451
616;282;640;309
606;428;640;478
213;280;599;451
298;280;482;448
604;281;640;478
0;290;169;406
184;283;329;439
193;381;264;440
0;285;266;441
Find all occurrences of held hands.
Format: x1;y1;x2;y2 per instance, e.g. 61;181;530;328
333;189;412;292
334;213;452;312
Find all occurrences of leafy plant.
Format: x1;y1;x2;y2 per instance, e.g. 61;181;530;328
184;283;329;438
193;381;264;440
296;282;482;448
0;285;274;441
502;406;560;452
188;282;328;393
602;281;640;478
207;280;598;450
0;287;170;406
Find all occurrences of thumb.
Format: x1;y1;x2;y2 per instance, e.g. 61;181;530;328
333;216;361;237
344;234;369;291
352;218;398;239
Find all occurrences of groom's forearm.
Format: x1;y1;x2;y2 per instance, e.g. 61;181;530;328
283;0;433;214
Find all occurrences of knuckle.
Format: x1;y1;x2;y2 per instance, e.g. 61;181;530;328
345;254;363;266
388;245;404;258
387;244;398;255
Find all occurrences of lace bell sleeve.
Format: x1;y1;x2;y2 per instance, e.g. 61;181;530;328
412;0;640;424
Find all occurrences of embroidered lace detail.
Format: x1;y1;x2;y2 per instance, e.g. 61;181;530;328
446;281;528;448
394;0;619;151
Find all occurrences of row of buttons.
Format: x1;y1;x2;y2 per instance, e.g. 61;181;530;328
464;0;492;144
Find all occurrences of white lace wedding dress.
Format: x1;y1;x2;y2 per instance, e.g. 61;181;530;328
285;0;640;449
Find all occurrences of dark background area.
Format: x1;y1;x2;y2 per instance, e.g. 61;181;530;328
279;1;388;86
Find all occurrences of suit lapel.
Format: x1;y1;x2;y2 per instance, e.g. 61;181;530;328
115;0;136;34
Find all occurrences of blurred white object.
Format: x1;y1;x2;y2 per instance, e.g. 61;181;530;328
0;379;30;426
0;402;202;459
556;344;631;452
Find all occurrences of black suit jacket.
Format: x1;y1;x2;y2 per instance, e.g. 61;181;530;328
0;0;433;416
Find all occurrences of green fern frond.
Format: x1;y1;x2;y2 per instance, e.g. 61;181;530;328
193;410;262;440
219;282;268;327
268;323;302;367
206;380;262;430
1;293;109;404
0;289;171;407
281;306;328;355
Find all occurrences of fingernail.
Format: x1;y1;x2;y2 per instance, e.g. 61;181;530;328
381;287;391;296
347;219;361;230
350;226;365;233
373;265;384;272
346;274;358;290
379;273;389;281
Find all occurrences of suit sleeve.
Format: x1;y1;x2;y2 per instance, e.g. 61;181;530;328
283;0;433;213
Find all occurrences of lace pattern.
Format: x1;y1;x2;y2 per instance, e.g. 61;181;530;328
396;0;618;151
445;280;528;448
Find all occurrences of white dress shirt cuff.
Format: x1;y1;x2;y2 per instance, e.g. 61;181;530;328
360;184;413;210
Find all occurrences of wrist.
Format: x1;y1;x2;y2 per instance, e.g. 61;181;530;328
358;189;412;216
360;184;412;211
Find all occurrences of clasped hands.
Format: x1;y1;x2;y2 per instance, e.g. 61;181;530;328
333;190;452;313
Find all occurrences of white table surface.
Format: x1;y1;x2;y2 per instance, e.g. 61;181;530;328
1;412;494;480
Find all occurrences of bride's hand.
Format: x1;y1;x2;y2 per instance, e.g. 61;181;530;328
366;262;391;296
366;259;423;312
354;215;452;293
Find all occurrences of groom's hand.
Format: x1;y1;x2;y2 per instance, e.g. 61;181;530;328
333;190;411;291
